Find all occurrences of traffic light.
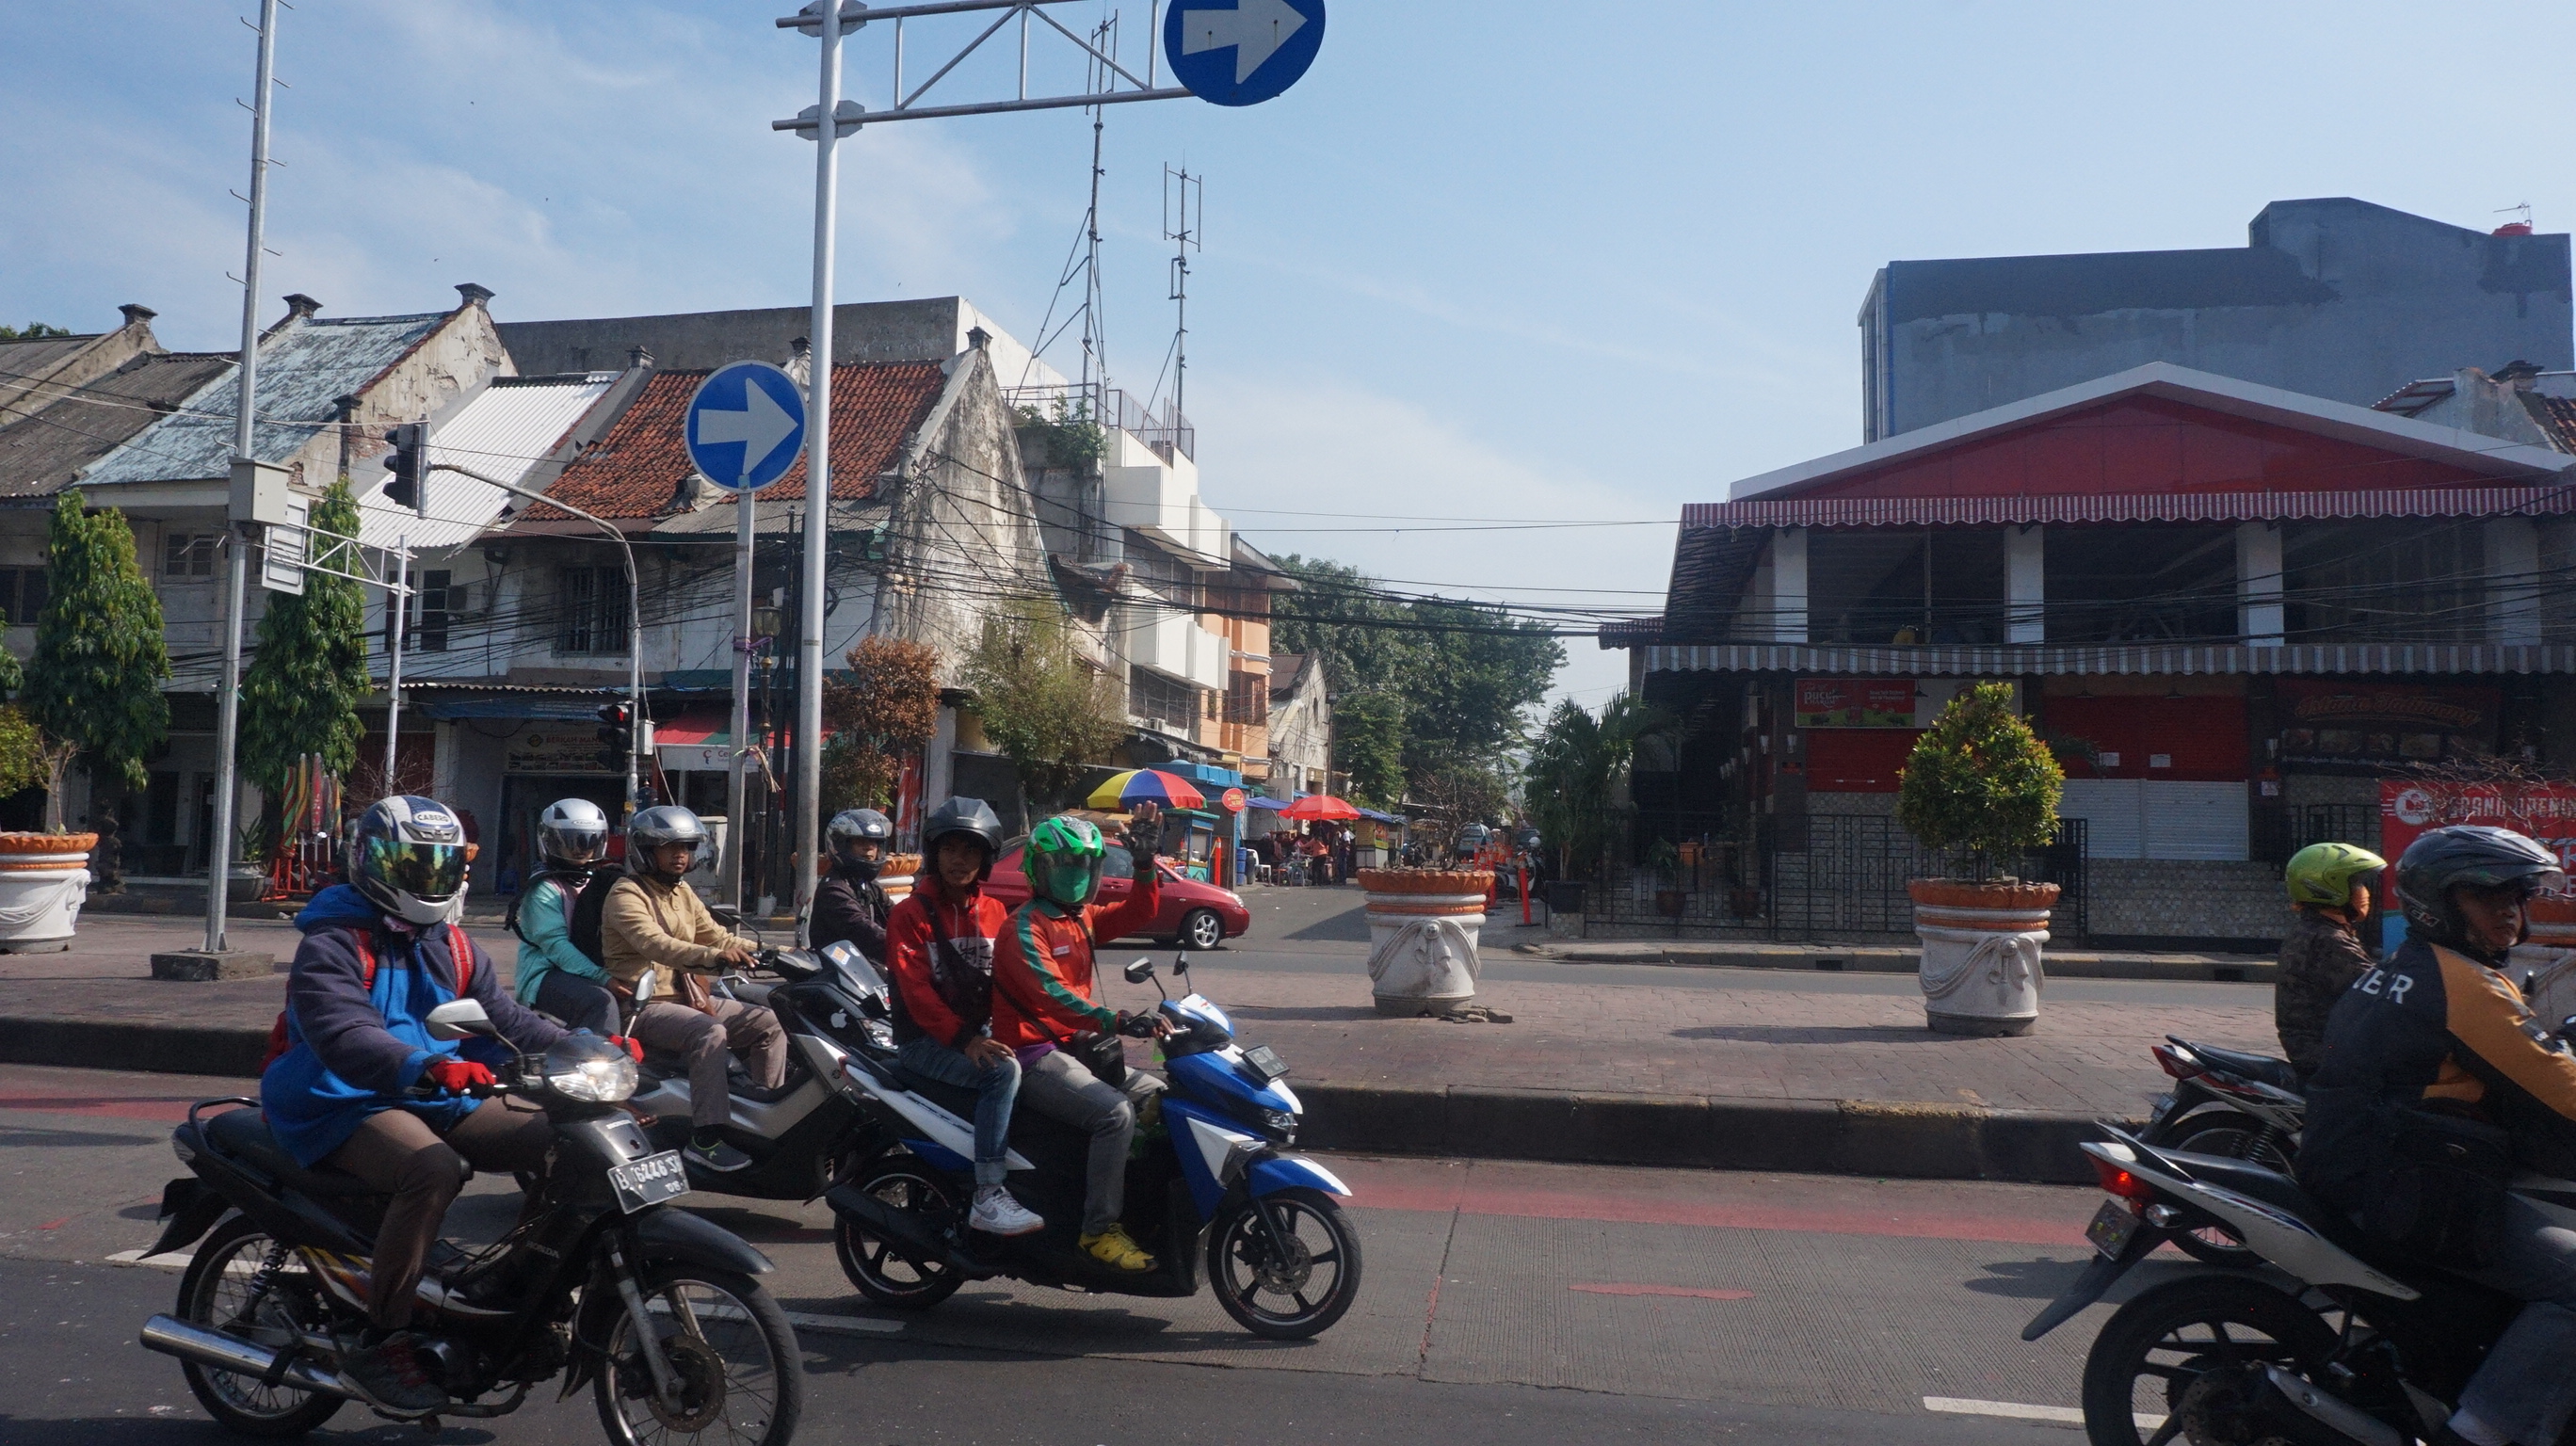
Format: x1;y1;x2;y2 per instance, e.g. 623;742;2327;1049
595;702;631;774
381;423;426;512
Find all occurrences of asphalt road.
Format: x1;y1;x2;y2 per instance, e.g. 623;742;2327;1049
0;1059;2211;1445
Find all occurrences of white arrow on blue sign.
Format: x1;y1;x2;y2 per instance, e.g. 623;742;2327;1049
1165;0;1324;108
685;362;808;493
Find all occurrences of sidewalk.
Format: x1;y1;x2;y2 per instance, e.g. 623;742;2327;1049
1516;938;2277;983
0;904;2275;1184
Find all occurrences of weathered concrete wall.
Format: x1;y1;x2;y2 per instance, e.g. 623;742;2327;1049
1866;199;2574;440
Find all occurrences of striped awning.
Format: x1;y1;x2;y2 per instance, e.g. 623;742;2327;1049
1680;486;2576;531
1642;642;2576;677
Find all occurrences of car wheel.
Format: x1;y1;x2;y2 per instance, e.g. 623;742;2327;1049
1181;908;1226;951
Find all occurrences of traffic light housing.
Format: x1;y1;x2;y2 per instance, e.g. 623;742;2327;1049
595;702;631;774
381;423;426;511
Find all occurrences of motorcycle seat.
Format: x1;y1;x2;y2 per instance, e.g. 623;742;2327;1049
2171;1037;2301;1092
204;1107;388;1198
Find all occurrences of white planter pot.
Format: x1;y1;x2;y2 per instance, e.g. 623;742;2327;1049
0;852;91;952
1360;871;1489;1016
1910;881;2057;1037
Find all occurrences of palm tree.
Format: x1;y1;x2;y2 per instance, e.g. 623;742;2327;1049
1521;692;1667;880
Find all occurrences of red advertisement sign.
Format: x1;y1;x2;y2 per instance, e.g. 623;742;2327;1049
2280;681;2499;770
1220;787;1248;814
2380;780;2576;873
1795;679;1916;729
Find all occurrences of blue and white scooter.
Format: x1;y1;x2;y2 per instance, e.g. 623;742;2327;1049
826;947;1363;1339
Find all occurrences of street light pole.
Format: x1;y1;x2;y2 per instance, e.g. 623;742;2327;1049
794;1;845;941
430;465;645;810
205;0;279;956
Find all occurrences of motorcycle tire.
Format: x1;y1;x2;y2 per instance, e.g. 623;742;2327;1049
832;1158;966;1310
2162;1113;2294;1268
1207;1187;1363;1340
2079;1275;2337;1446
593;1263;804;1446
175;1213;346;1438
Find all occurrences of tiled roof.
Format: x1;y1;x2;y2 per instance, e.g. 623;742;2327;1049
82;313;448;486
2524;393;2576;453
0;352;238;497
539;361;946;521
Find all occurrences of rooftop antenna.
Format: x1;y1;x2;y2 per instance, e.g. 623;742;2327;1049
1078;10;1117;402
1162;162;1202;424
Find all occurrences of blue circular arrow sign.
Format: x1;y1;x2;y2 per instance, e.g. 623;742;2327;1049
1164;0;1324;108
684;362;808;493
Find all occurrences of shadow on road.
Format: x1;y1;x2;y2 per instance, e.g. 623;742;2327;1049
1668;1024;1956;1045
1227;1004;1381;1023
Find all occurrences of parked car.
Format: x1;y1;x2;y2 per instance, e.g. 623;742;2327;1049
986;838;1251;951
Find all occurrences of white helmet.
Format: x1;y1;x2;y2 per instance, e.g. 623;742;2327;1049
538;797;611;872
348;795;470;926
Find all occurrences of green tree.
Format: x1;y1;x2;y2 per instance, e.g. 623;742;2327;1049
239;479;369;799
1895;681;2065;876
820;635;941;816
24;492;169;829
0;323;72;341
1268;554;1429;699
958;599;1126;812
1522;692;1668;877
1332;690;1406;809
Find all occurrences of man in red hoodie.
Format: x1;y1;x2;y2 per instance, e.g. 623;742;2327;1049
880;797;1043;1238
991;803;1171;1271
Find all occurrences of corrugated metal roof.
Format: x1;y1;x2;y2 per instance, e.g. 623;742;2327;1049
82;313;448;486
357;374;617;551
0;353;238;497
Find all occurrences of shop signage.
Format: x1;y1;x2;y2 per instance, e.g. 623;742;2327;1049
2382;780;2576;871
2278;681;2499;770
1794;679;1917;729
1220;787;1247;813
507;731;612;776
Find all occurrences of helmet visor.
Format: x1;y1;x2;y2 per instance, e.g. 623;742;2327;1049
367;839;467;900
544;828;607;863
1035;854;1104;908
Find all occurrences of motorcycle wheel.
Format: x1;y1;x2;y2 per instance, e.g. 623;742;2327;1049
175;1214;345;1438
1207;1187;1363;1339
832;1159;965;1310
2163;1114;2294;1268
593;1264;804;1446
2079;1275;2337;1446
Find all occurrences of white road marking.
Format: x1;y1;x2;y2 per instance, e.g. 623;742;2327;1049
1924;1397;2163;1431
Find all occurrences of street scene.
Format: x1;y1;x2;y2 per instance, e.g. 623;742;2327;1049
10;4;2576;1445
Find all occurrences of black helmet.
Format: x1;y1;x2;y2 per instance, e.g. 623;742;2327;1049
827;808;894;878
628;805;710;884
2393;825;2568;961
922;796;1003;883
348;795;470;925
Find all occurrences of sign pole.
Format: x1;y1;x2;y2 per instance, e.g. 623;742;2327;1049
729;486;755;908
795;0;844;944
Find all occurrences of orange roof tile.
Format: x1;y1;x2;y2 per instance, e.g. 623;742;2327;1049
540;361;946;520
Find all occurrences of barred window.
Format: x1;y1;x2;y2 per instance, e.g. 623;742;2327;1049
1223;669;1266;724
557;566;629;654
163;533;219;580
1127;667;1197;728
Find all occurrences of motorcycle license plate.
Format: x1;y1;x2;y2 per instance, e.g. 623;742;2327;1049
608;1150;690;1213
2085;1198;2140;1259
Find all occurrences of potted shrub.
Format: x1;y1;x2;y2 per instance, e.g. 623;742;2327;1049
1894;681;2067;1036
1646;839;1684;917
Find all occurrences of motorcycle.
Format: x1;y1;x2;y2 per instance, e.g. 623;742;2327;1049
2137;1036;2308;1266
137;999;804;1443
2024;1124;2557;1446
825;948;1366;1339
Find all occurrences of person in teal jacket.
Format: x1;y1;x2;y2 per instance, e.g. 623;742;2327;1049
508;798;619;1034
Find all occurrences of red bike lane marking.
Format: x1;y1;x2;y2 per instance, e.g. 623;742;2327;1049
1570;1282;1753;1300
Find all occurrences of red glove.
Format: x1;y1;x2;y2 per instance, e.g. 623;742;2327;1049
422;1058;495;1095
607;1036;644;1063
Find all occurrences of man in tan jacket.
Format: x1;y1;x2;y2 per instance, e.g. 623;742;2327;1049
603;807;786;1171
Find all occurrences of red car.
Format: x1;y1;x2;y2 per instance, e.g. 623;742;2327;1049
985;839;1250;951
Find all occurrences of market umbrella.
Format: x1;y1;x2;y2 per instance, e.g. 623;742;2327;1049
1279;794;1361;821
1085;768;1206;811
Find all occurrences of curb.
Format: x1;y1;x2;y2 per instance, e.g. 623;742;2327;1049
0;1014;2122;1185
1514;942;2274;984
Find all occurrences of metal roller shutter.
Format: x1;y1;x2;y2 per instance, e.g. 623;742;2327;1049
2059;779;2142;860
2140;781;2250;861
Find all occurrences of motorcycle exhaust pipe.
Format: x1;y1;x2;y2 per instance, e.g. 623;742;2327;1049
2255;1364;2405;1446
826;1185;994;1279
139;1314;366;1405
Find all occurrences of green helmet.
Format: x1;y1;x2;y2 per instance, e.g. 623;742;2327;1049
2285;841;2388;909
1026;815;1108;908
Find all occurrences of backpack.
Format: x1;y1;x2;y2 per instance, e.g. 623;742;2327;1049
568;870;624;973
262;921;475;1071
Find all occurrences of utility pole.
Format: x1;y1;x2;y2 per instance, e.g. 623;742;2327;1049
200;0;279;963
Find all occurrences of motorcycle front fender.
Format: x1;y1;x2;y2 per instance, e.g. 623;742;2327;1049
1248;1153;1351;1199
634;1207;776;1277
146;1177;230;1259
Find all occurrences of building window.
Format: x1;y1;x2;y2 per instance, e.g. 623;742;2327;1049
163;533;219;580
412;570;468;653
1127;667;1197;729
0;567;46;628
557;566;629;654
1223;669;1266;724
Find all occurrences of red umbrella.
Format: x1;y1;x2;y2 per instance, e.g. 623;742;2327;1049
1280;794;1361;821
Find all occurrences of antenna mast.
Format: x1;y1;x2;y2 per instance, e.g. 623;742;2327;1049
1078;11;1116;398
1163;163;1201;422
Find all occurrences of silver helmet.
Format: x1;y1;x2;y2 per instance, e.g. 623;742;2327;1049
538;797;611;872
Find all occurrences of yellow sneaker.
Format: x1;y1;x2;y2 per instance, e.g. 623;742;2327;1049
1079;1226;1157;1272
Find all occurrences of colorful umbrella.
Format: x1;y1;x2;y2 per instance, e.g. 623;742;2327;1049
1279;794;1361;821
1085;768;1206;811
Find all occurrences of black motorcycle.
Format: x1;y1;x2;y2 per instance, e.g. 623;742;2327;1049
137;998;805;1443
2137;1036;2307;1265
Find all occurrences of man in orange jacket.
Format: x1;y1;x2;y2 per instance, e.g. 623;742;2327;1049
991;801;1171;1271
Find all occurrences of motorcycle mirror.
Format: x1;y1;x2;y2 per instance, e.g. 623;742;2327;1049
1173;955;1189;975
425;998;498;1041
710;904;743;929
1123;958;1156;985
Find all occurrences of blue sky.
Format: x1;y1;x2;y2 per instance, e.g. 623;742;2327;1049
8;2;2575;707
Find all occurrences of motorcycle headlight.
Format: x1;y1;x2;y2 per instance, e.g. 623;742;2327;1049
543;1036;637;1102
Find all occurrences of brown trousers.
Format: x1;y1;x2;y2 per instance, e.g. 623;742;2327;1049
326;1097;554;1329
627;998;788;1129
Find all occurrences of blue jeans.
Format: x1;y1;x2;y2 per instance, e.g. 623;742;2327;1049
2457;1195;2576;1445
896;1036;1021;1187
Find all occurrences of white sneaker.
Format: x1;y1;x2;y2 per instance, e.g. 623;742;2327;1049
970;1186;1044;1237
